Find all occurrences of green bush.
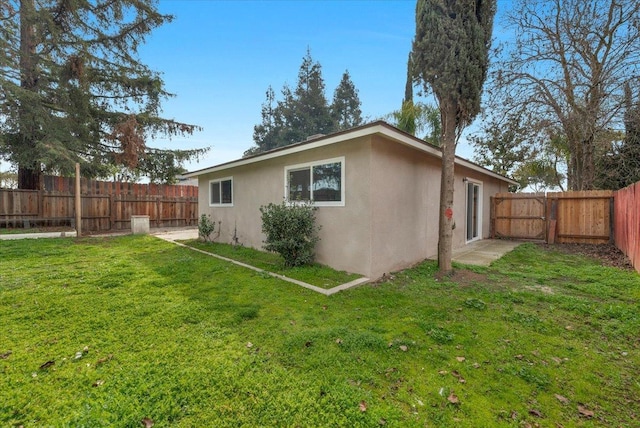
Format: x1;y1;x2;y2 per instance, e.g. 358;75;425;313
260;200;320;267
198;214;217;242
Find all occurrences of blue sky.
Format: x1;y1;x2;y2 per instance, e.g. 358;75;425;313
0;1;513;177
140;0;514;173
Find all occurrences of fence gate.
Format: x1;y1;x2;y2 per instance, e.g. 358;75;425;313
490;191;614;244
491;193;547;240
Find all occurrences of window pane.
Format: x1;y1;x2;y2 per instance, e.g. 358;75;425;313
211;181;221;204
289;168;311;201
312;162;341;202
221;179;232;204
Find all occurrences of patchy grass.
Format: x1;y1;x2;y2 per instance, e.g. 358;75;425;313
183;240;362;288
0;227;74;235
0;238;638;427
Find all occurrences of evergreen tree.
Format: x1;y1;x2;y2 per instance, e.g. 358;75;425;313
248;50;363;155
595;83;640;189
287;49;334;142
0;0;204;189
412;0;496;273
331;70;363;131
248;86;281;156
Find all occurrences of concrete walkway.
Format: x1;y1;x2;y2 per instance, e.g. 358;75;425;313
0;230;77;240
452;239;523;266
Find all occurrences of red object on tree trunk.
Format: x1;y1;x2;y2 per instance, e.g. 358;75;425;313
445;208;453;219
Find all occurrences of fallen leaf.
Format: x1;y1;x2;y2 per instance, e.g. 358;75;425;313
565;325;574;331
578;405;594;418
290;320;295;325
92;380;104;387
399;345;408;352
510;411;518;419
359;400;367;412
472;362;480;369
39;360;55;370
74;352;83;360
83;346;89;353
96;354;113;366
246;342;253;348
515;354;524;360
322;305;328;311
551;357;562;364
456;356;465;362
388;342;393;348
438;370;448;375
0;351;12;359
378;418;387;425
555;394;569;404
529;409;543;417
447;392;459;405
336;338;343;344
141;417;154;427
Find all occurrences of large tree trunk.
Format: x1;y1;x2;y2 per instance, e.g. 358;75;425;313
17;0;42;190
437;103;457;274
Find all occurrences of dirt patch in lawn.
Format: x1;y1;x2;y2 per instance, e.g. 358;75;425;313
537;243;634;270
436;269;489;287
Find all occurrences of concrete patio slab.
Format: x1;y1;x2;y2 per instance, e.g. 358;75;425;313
452;239;523;266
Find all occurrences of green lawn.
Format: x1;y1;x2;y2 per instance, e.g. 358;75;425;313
183;240;362;288
1;236;638;427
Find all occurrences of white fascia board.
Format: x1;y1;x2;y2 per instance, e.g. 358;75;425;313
184;122;517;186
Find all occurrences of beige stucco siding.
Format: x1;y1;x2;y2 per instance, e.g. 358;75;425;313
198;136;374;276
368;136;440;278
196;129;513;279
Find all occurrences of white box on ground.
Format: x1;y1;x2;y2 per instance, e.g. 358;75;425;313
131;215;150;235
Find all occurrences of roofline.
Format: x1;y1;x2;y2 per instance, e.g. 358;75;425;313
185;120;518;185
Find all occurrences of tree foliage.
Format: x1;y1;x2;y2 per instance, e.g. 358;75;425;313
0;0;206;189
493;0;640;190
412;0;495;273
471;113;567;192
247;50;362;156
595;84;640;190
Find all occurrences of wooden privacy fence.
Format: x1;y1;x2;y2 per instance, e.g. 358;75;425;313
1;176;198;232
614;182;640;273
491;191;614;244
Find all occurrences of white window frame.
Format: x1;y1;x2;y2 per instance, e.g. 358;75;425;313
209;176;234;207
284;157;345;207
464;178;483;243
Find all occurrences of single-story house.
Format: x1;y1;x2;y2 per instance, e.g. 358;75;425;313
185;121;517;279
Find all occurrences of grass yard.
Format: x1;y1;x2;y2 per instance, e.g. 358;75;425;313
183;240;362;289
0;236;638;427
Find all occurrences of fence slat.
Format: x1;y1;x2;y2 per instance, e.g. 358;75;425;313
0;176;198;232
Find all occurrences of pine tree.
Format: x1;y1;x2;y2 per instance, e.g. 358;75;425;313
412;0;496;273
331;70;363;131
0;0;204;189
288;49;334;141
248;50;363;155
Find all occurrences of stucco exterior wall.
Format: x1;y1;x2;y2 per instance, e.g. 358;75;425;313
368;136;440;278
367;138;510;278
198;136;374;276
197;132;512;279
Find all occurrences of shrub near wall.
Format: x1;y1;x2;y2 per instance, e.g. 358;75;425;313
260;201;320;267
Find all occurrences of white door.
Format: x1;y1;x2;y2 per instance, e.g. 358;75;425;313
466;180;482;242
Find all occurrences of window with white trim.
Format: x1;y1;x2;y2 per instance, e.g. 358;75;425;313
285;157;344;206
209;177;233;206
